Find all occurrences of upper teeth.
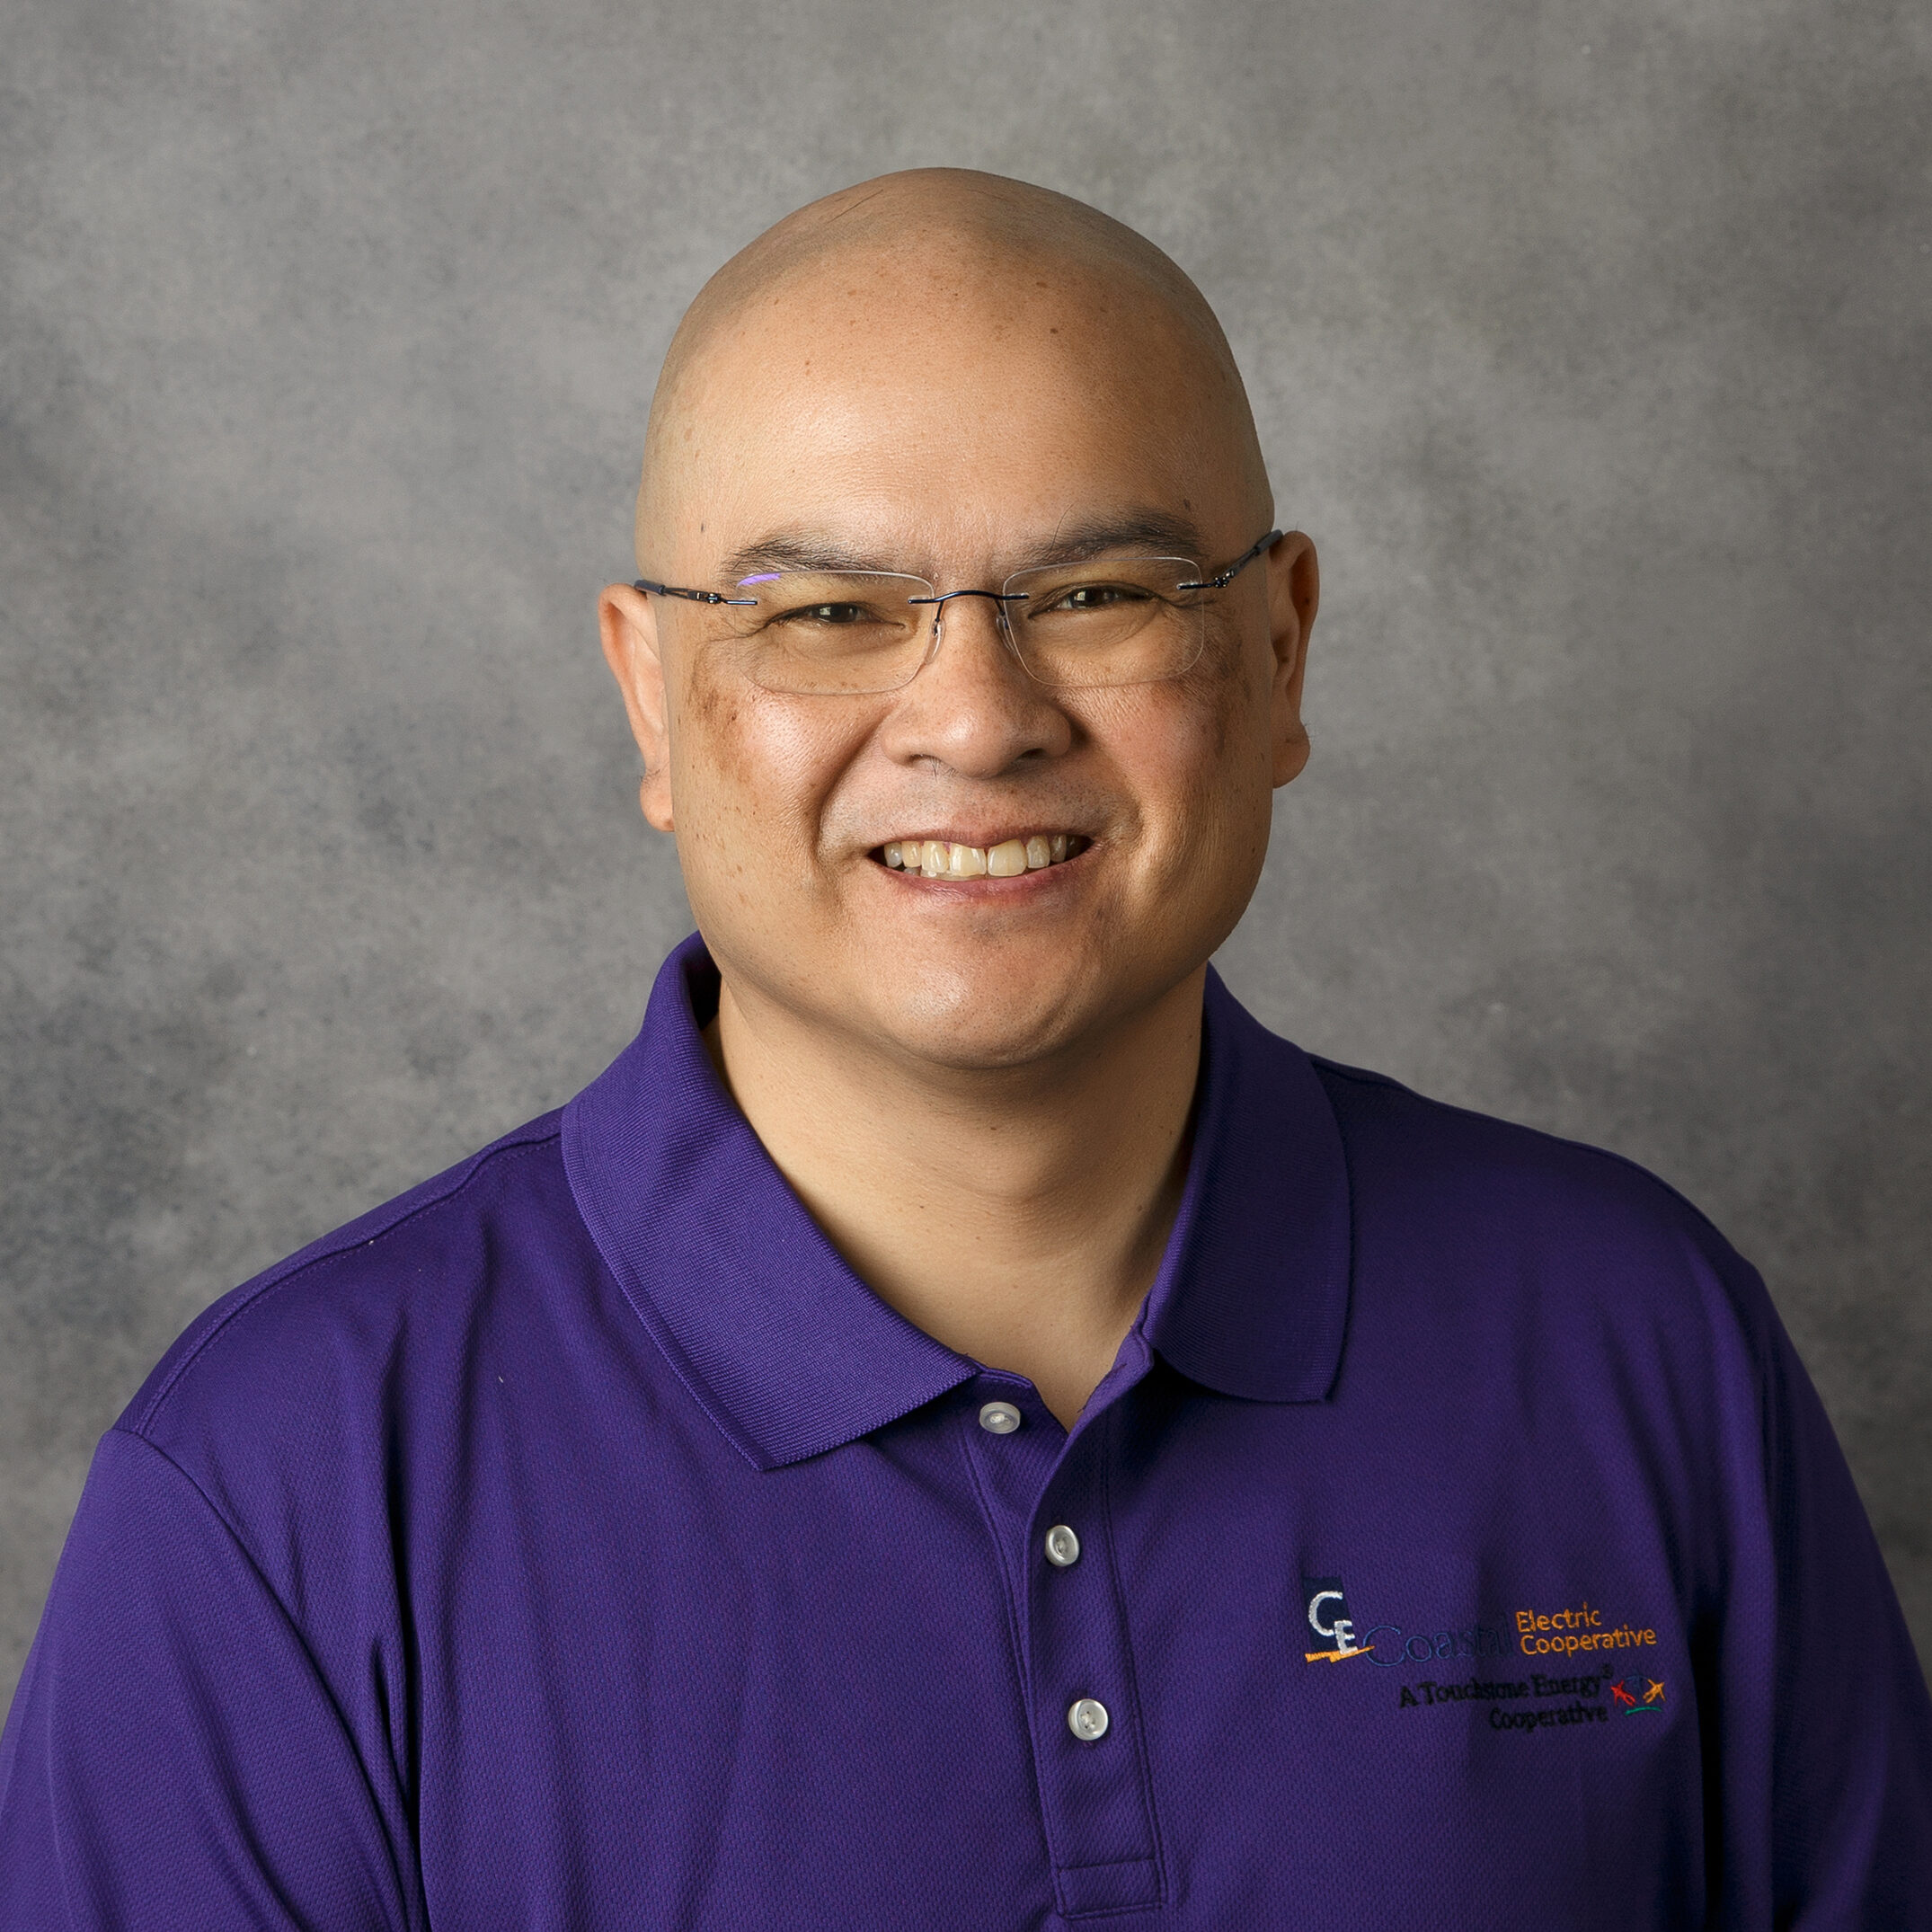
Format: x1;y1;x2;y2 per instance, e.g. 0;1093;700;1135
882;835;1077;878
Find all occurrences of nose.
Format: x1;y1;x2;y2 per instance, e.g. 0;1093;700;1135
880;588;1072;777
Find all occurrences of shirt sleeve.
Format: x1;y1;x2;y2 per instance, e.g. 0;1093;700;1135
1731;1284;1932;1926
0;1427;420;1932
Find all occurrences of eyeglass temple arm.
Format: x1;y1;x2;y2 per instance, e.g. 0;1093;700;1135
634;578;758;607
1175;528;1284;593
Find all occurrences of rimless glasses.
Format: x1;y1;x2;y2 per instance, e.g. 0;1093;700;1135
634;528;1283;696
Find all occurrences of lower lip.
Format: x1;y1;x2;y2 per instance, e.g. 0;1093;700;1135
869;844;1095;898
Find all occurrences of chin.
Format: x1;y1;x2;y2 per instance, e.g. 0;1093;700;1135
866;933;1207;1075
870;966;1100;1073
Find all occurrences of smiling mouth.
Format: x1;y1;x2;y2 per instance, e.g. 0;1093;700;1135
873;834;1090;880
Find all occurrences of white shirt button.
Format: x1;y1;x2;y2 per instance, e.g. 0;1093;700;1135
978;1401;1023;1435
1067;1697;1110;1741
1044;1524;1081;1567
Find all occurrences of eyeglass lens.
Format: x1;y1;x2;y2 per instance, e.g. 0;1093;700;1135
687;560;1209;695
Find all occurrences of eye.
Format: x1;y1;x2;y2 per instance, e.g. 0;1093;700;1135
774;601;874;627
1043;581;1157;614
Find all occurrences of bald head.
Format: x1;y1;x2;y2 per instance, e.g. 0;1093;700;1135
636;169;1272;559
599;165;1318;1088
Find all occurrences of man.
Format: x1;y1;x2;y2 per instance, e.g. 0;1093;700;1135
1;169;1926;1928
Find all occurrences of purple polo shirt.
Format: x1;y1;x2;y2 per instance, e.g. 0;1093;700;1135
3;936;1927;1928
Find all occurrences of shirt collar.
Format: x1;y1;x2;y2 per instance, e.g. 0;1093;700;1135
563;935;1352;1470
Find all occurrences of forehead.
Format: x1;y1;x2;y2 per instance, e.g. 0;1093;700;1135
660;246;1244;570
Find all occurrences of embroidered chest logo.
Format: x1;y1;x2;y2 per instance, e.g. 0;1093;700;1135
1296;1577;1672;1739
1301;1575;1374;1662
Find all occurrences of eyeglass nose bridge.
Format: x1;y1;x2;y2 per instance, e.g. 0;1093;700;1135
903;585;1032;678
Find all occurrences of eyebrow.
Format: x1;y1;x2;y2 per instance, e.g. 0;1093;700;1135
717;510;1210;586
718;534;895;580
1014;511;1209;569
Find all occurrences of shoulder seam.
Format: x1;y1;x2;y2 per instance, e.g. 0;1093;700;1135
132;1125;563;1437
1308;1059;1736;1252
99;1429;376;1769
104;1426;302;1622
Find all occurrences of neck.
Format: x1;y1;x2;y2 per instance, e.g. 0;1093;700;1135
709;970;1206;1429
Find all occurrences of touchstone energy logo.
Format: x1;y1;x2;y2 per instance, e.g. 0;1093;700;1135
1611;1675;1667;1714
1301;1576;1374;1662
1399;1666;1615;1734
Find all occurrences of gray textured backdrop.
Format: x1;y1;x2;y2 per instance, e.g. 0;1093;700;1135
4;0;1928;1704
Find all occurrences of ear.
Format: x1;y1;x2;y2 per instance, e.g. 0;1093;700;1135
598;583;676;831
1264;532;1319;787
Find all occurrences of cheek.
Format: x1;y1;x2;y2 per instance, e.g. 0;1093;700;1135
678;661;760;805
1193;613;1272;767
670;662;873;862
1193;632;1280;868
1080;637;1272;841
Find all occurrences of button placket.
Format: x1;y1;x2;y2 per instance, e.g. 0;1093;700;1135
1024;1434;1162;1914
961;1378;1061;1601
959;1377;1163;1917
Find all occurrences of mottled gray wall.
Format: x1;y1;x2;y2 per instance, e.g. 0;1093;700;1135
4;0;1928;1703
